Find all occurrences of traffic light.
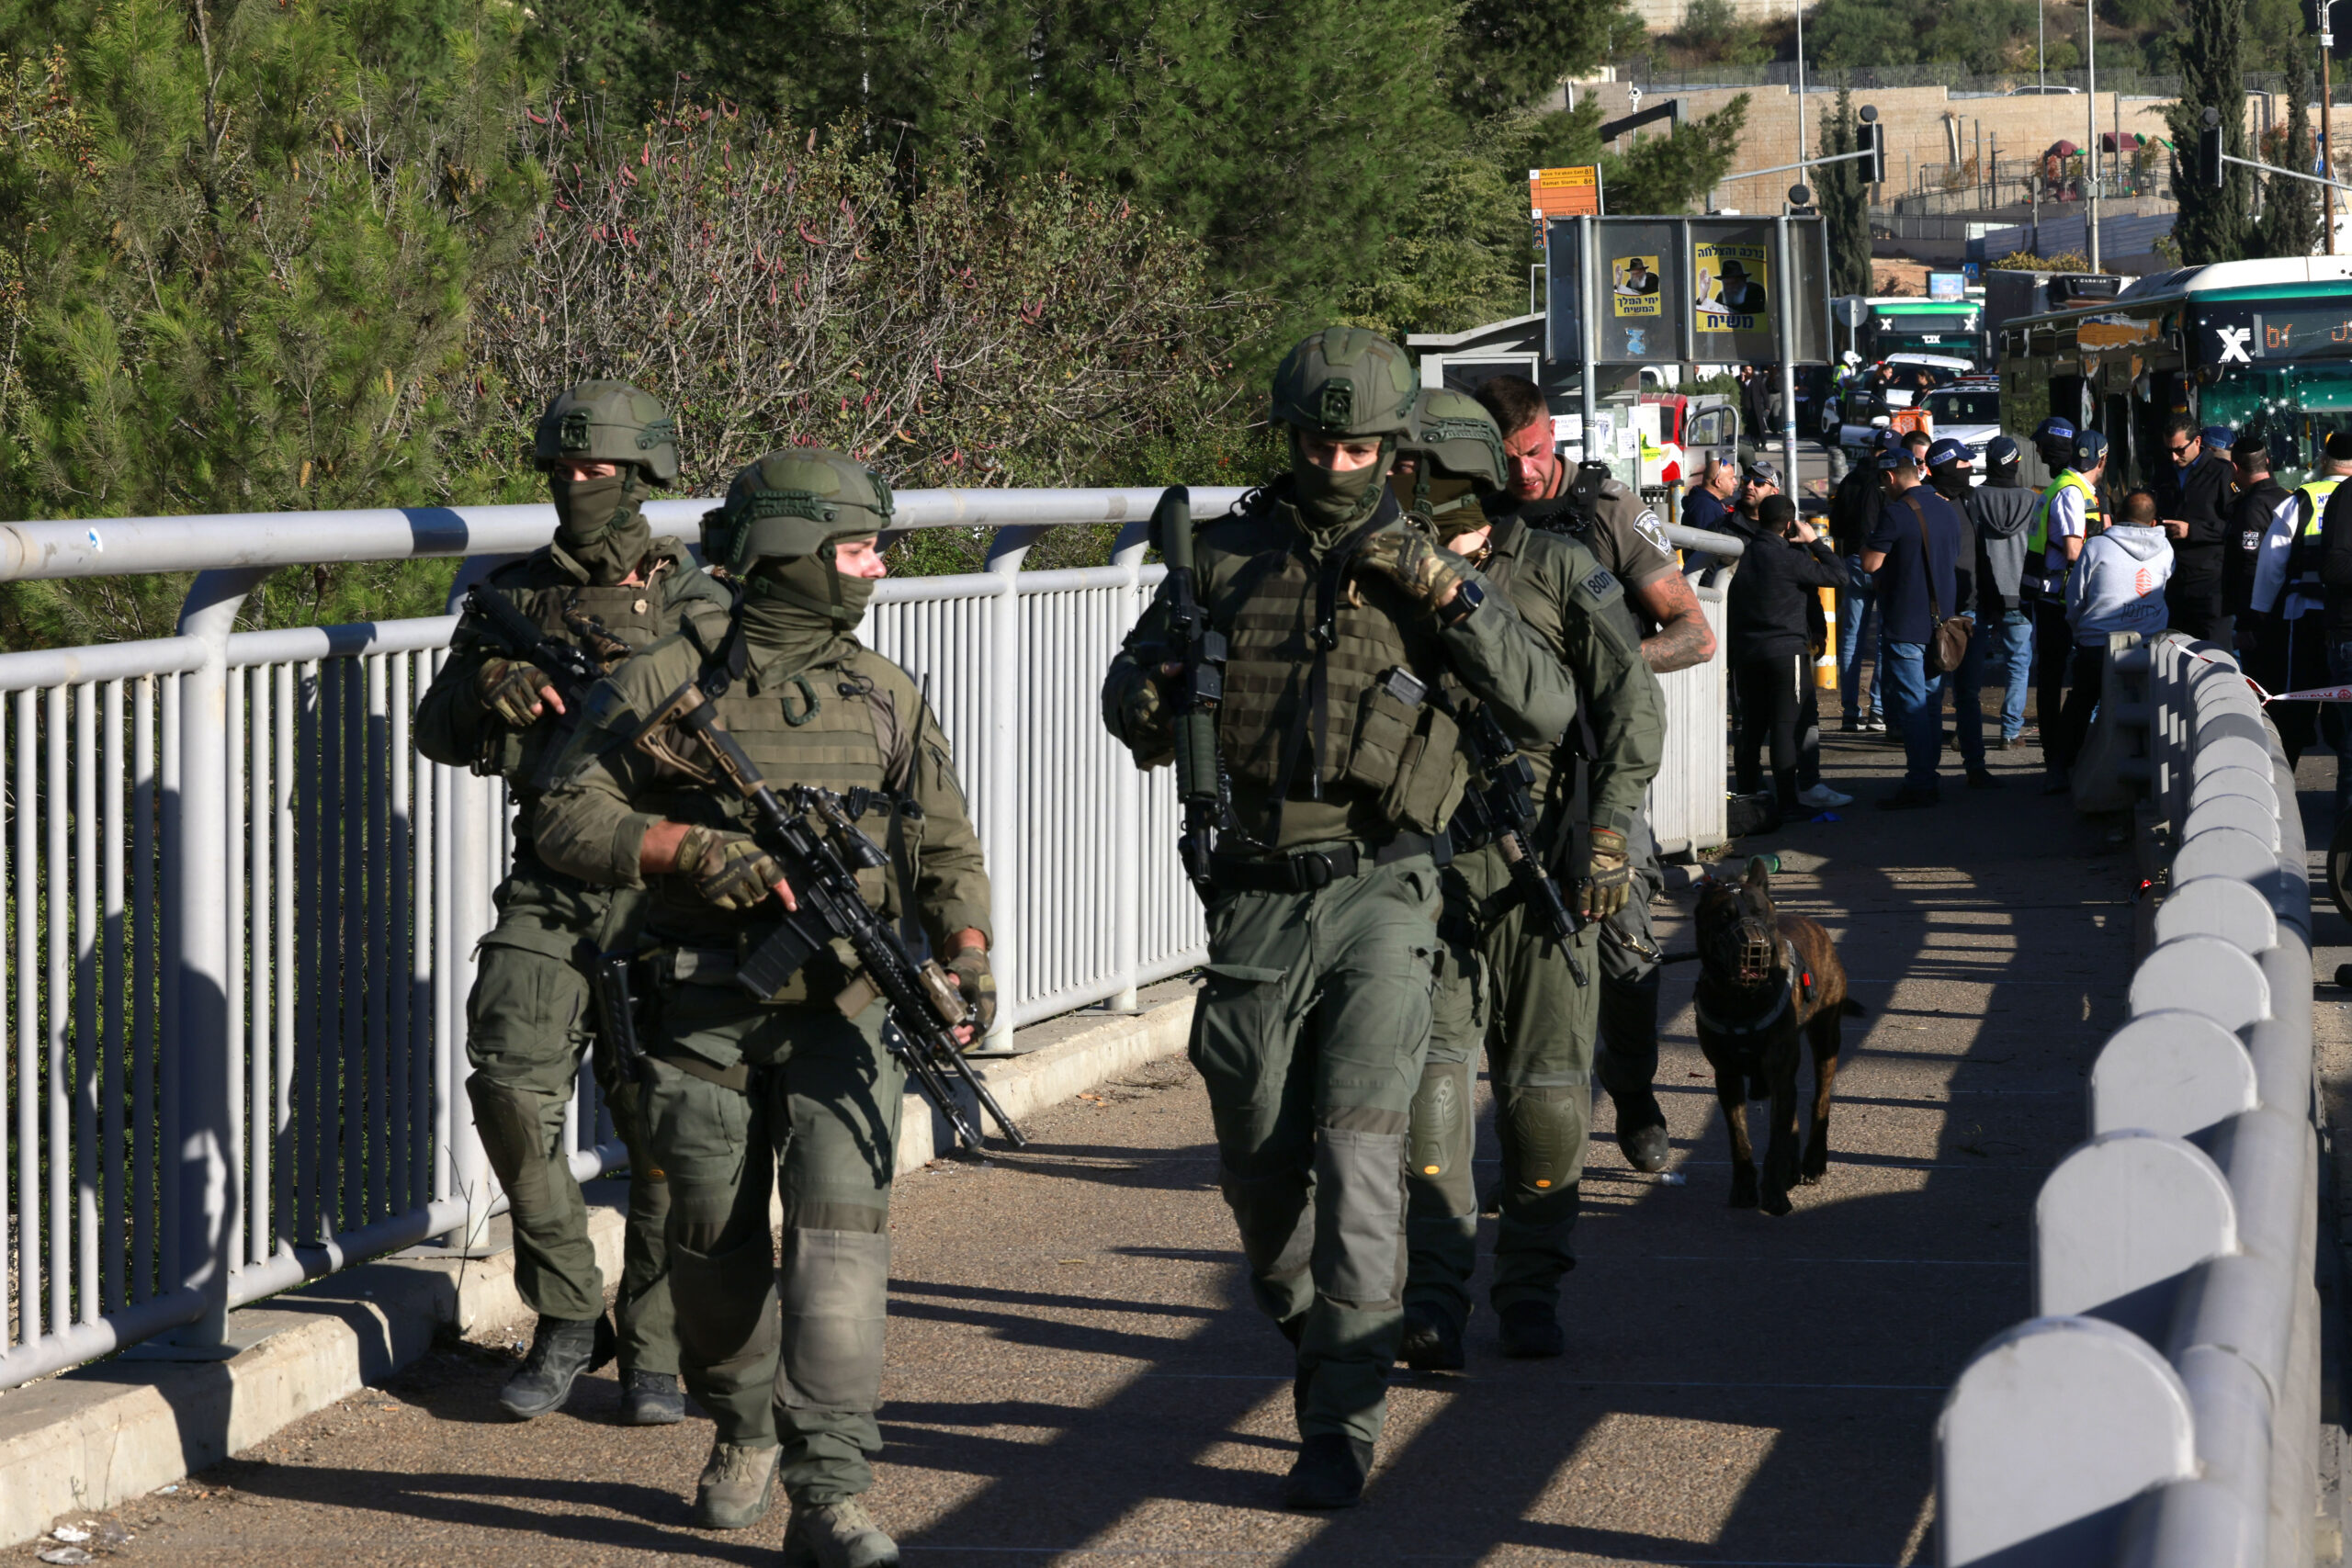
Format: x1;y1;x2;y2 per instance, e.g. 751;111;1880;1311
1857;105;1886;185
2197;106;2224;189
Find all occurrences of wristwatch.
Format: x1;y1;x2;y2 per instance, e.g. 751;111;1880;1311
1439;579;1486;627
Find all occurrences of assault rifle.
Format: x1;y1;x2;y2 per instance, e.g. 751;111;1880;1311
1444;699;1588;987
461;583;608;706
632;682;1027;1153
1153;486;1231;893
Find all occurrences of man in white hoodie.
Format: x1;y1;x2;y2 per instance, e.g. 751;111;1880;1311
2049;487;2174;774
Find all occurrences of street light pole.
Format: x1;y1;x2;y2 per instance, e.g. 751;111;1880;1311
2039;0;2046;93
2324;0;2338;255
1796;0;1807;167
2086;0;2101;269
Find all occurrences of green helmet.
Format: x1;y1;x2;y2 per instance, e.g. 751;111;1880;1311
533;380;679;485
1269;327;1419;438
708;446;894;575
1400;389;1508;492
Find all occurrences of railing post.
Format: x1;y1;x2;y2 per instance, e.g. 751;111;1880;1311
438;577;503;1252
1106;520;1153;1015
981;526;1041;1043
164;566;270;1354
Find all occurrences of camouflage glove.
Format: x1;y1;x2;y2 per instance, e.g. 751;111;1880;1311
1583;827;1634;920
1353;530;1473;615
1111;667;1174;764
477;658;553;728
944;945;997;1042
673;826;784;912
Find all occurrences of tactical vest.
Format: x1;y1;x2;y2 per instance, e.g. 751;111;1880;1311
2284;476;2345;602
483;543;700;799
1214;506;1464;838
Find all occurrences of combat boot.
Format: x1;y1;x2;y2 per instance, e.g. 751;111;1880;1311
692;1440;778;1529
498;1313;616;1420
1498;1300;1565;1359
1611;1092;1671;1174
1283;1433;1374;1509
1396;1303;1464;1372
617;1369;684;1426
784;1498;899;1566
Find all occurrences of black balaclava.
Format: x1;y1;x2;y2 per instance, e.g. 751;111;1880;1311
550;470;653;583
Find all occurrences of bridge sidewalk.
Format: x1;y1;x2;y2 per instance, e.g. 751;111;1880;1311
22;729;2141;1566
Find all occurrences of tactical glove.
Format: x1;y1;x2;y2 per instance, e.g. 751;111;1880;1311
1353;531;1473;615
673;826;785;912
944;945;997;1042
1582;827;1634;920
478;659;553;728
1111;667;1175;764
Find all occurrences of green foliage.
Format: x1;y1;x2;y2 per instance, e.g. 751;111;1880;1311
1808;0;2034;70
1818;91;1871;298
2259;43;2321;260
1990;249;2093;269
2166;0;2258;265
1672;0;1772;67
1448;0;1647;113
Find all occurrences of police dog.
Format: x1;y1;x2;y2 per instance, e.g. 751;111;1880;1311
1690;857;1861;1214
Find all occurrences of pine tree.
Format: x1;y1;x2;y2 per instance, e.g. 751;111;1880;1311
2260;42;2322;257
1817;91;1872;296
2167;0;2258;264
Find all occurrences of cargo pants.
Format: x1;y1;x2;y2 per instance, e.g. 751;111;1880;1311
639;974;904;1502
1190;851;1442;1448
1592;810;1664;1118
463;861;676;1375
1404;845;1602;1332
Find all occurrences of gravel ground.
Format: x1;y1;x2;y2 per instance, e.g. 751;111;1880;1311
22;710;2148;1567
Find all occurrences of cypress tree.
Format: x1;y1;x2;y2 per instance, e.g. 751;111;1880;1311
1817;90;1872;295
2167;0;2258;264
2260;42;2322;257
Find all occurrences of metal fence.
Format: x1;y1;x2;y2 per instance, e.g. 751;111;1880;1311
1936;632;2318;1567
0;490;1731;1391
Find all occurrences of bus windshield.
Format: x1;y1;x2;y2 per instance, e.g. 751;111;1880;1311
1923;389;2002;423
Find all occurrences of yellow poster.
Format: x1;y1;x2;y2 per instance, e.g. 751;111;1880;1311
1693;241;1770;333
1611;255;1663;317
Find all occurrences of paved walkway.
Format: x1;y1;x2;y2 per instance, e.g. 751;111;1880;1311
27;720;2146;1566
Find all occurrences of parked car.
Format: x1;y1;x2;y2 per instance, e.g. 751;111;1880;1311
1830;354;1975;449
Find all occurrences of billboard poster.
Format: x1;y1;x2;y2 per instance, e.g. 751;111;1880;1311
1611;255;1664;316
1693;241;1770;334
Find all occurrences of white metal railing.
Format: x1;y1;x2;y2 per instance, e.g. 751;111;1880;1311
0;489;1728;1389
1935;632;2319;1567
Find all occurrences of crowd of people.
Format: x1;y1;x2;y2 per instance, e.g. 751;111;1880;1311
1688;400;2347;818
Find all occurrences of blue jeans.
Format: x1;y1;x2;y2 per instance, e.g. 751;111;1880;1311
1837;569;1883;723
1881;640;1941;793
1953;609;2034;753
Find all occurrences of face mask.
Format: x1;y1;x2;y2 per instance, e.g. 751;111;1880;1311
1291;433;1393;531
748;543;876;631
550;473;652;583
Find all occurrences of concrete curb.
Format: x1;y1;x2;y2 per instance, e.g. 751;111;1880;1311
0;990;1196;1548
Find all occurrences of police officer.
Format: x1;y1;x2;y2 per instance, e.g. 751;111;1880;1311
2154;416;2240;643
1474;375;1714;1178
2026;418;2098;788
1387;390;1664;1368
416;381;729;1432
2250;430;2352;764
537;447;989;1565
1100;330;1577;1509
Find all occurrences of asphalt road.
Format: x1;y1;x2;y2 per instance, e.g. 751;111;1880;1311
24;705;2151;1566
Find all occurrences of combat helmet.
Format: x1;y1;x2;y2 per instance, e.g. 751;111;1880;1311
1269;328;1419;438
1396;388;1510;536
533;380;680;485
707;446;894;576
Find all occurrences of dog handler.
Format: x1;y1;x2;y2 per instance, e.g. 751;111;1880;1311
1384;390;1666;1367
1101;330;1577;1507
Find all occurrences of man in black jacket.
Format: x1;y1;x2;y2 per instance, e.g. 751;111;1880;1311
2155;415;2239;644
2229;434;2289;633
2317;459;2352;821
1828;432;1895;731
1959;435;2043;752
1729;496;1853;820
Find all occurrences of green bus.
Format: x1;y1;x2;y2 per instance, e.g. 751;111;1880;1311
1996;257;2352;488
1860;297;1989;370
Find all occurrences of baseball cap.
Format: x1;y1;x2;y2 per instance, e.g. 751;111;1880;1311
1877;428;1908;452
2072;430;2109;467
1742;458;1781;485
2032;416;2076;446
1877;446;1920;472
1984;434;2022;468
1926;436;1970;468
2199;423;2235;449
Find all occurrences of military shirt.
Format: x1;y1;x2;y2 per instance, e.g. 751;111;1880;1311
1468;515;1665;840
1497;478;1680;637
415;536;733;842
533;626;991;960
1102;484;1577;852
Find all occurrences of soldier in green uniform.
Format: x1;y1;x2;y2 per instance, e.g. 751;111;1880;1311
537;448;992;1568
1386;390;1664;1369
1100;329;1578;1510
416;381;729;1437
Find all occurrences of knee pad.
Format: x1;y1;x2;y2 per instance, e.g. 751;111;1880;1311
1407;1057;1475;1218
466;1076;560;1201
1502;1086;1587;1201
775;1229;890;1413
